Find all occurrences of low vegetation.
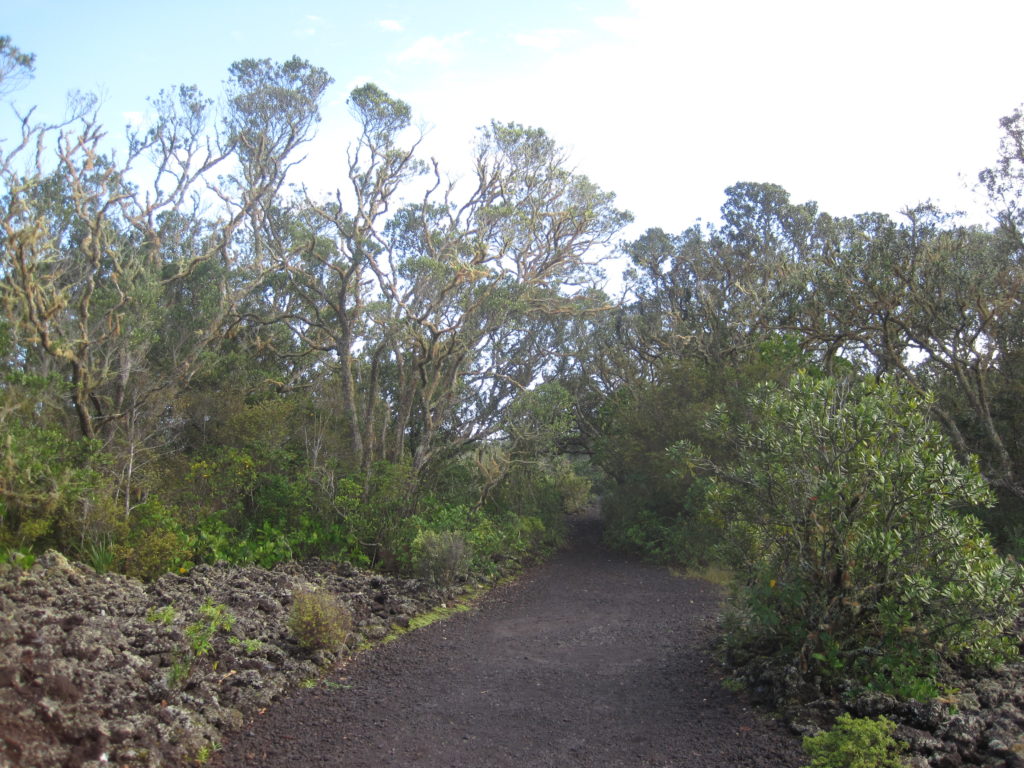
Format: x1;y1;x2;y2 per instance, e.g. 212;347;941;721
3;31;1024;767
288;589;353;652
801;714;907;768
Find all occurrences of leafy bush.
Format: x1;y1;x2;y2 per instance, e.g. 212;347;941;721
288;589;352;651
801;714;906;768
681;373;1024;695
402;502;555;576
117;497;193;581
0;418;104;551
411;529;471;585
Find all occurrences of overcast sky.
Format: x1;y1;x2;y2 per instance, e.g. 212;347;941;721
5;0;1024;242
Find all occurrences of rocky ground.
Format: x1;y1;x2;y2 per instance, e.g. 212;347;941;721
0;550;467;767
1;514;1022;768
709;625;1024;767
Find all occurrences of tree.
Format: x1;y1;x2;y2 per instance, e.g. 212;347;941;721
249;90;630;487
680;373;1023;695
0;35;34;99
0;56;335;525
620;183;825;369
980;104;1024;250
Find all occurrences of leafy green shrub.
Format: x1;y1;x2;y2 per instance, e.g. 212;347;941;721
681;373;1024;695
402;502;555;576
288;589;352;651
801;714;906;768
0;417;104;551
411;530;471;585
118;497;193;580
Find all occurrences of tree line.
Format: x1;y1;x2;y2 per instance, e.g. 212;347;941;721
0;42;623;578
3;37;1023;700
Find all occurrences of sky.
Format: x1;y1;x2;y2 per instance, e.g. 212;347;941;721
4;0;1024;246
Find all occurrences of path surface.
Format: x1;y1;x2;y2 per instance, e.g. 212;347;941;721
215;513;805;767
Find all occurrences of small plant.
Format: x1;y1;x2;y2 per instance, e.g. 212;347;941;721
79;539;117;573
288;588;352;652
721;677;745;693
228;635;262;654
147;605;177;625
185;599;235;656
802;714;907;768
3;546;36;571
411;529;471;585
194;741;220;765
167;658;191;689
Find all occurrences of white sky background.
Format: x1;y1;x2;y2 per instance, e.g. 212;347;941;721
4;0;1024;255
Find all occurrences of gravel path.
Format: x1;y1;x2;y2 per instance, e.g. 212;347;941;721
214;512;806;767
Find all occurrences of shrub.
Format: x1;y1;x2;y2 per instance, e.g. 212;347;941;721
288;589;352;651
802;714;906;768
680;373;1024;695
118;497;192;581
0;419;105;551
411;529;471;585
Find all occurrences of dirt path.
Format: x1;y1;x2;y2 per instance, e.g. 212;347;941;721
214;513;806;767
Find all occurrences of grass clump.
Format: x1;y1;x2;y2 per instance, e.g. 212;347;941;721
288;588;352;651
802;714;907;768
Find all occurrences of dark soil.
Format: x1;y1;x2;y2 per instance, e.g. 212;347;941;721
215;512;806;768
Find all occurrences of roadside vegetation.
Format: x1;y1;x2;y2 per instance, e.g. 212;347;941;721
0;39;598;585
3;33;1024;759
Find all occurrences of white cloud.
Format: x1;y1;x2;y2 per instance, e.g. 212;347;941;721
511;28;577;51
379;19;404;33
396;33;468;65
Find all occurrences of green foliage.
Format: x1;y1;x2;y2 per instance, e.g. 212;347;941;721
188;512;366;570
228;635;262;654
401;500;558;578
185;599;235;657
166;659;191;689
0;366;105;551
288;589;352;652
147;605;177;625
685;373;1024;695
118;497;192;581
193;740;221;765
343;461;417;568
2;545;36;571
801;714;907;768
598;346;808;566
411;530;471;585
